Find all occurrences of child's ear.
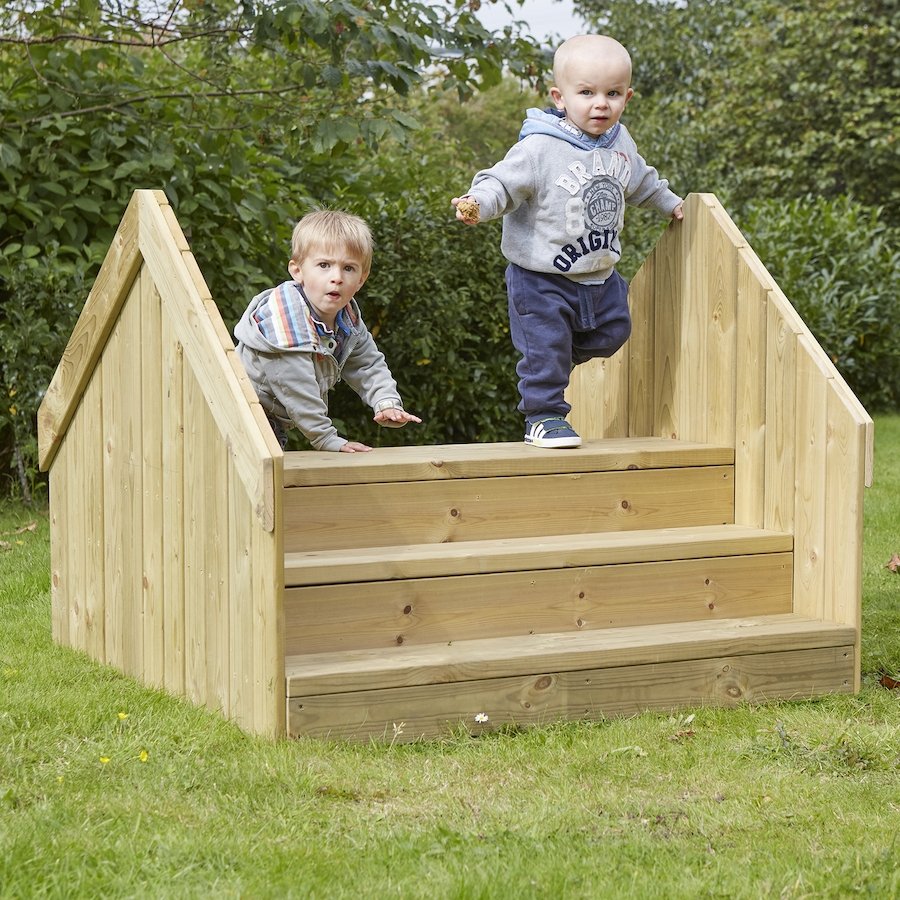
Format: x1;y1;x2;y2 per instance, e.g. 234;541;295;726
550;86;566;111
287;258;302;281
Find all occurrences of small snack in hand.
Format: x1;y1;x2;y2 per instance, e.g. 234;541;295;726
456;197;480;224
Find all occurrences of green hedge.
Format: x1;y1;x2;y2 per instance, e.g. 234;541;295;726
739;196;900;412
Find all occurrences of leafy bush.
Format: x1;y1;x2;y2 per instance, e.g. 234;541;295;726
738;195;900;411
0;249;87;500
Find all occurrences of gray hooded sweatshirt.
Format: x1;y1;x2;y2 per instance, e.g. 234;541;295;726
466;109;682;283
234;280;402;451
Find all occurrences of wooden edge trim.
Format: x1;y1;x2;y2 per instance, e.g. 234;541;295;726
136;190;279;530
37;192;143;470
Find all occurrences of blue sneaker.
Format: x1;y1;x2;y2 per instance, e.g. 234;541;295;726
524;417;582;449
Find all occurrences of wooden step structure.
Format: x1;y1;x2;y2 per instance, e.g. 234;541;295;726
38;191;873;741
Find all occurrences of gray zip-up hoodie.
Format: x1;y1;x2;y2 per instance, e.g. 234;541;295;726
466;109;682;283
234;280;402;451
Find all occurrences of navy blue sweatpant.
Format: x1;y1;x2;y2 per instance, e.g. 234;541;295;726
506;263;631;421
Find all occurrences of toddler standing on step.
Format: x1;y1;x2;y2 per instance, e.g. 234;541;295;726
452;34;683;449
235;209;420;452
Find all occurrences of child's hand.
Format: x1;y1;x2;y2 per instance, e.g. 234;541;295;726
340;441;373;453
671;203;684;221
374;408;423;429
452;196;480;225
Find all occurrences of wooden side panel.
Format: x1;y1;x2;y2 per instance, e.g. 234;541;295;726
284;553;793;654
289;645;854;742
161;316;186;695
141;273;165;688
733;249;769;526
102;288;144;677
792;337;828;620
283;466;734;552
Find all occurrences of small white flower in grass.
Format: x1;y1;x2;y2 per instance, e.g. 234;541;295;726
474;713;489;724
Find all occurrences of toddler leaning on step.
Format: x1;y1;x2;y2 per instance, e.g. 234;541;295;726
235;209;421;452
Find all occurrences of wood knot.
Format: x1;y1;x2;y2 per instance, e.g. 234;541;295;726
403;605;412;615
620;500;630;510
535;675;552;690
449;508;459;518
395;635;404;645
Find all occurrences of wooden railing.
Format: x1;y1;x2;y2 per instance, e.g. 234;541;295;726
567;193;873;687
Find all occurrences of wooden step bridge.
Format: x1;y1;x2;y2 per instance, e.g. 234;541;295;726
38;191;873;741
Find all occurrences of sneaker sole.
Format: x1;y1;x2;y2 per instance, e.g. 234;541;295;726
524;435;582;449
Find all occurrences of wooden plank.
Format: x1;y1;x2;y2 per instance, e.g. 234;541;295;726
733;248;768;526
141;272;165;689
764;298;796;532
81;373;107;662
284;552;793;655
825;380;866;691
137;191;276;531
183;365;208;707
285;524;792;586
49;439;70;647
285;614;855;698
283;466;735;552
228;453;255;732
38;193;142;470
105;286;144;678
679;195;711;442
282;437;733;487
288;644;855;741
703;201;740;447
793;336;828;620
652;202;684;439
161;316;185;695
203;398;230;716
252;453;285;737
626;252;656;436
566;351;629;440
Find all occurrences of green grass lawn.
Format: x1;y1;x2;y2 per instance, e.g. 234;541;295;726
2;416;898;899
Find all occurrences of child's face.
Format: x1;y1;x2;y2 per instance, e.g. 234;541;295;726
550;52;634;138
288;244;368;326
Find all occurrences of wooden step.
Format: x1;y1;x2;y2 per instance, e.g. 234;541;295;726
283;525;793;655
282;439;736;552
285;615;856;741
284;524;791;586
283;437;734;486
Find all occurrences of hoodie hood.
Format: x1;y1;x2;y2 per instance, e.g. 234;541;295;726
234;280;359;354
518;107;622;152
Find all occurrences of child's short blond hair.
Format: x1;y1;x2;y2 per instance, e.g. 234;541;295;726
290;209;373;275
